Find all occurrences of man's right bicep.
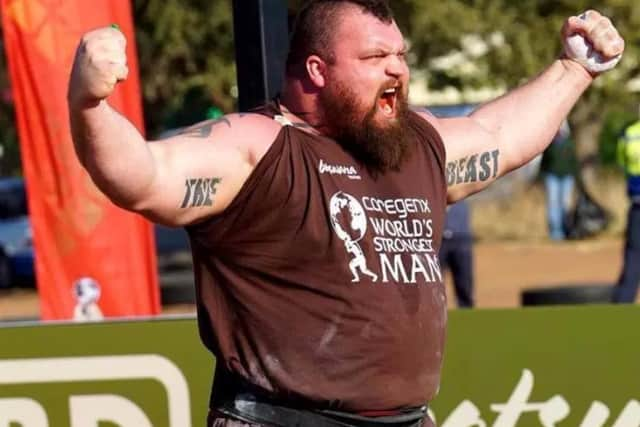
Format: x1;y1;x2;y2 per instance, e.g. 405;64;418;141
136;125;254;226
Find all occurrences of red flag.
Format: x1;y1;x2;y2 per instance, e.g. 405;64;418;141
1;0;161;320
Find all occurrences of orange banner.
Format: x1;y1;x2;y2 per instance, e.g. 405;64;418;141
1;0;160;320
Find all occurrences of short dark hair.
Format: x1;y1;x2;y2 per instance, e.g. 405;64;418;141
286;0;394;76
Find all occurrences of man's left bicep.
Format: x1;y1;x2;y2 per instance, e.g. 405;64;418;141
445;148;502;202
436;116;504;203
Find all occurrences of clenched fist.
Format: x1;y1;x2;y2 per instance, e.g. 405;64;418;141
68;26;129;108
561;10;624;74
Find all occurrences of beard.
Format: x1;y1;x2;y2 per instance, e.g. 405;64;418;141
319;79;412;176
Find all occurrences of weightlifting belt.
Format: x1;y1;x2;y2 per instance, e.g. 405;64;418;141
210;367;428;427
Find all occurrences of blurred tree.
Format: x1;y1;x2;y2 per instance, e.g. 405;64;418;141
399;0;640;185
599;108;637;166
0;20;20;177
1;0;639;177
0;1;239;174
133;0;237;137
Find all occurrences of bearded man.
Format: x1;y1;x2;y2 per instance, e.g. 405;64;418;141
67;1;624;426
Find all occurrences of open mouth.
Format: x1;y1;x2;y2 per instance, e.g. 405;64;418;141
378;87;398;117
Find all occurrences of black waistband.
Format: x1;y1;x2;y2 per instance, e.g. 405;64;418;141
210;366;428;427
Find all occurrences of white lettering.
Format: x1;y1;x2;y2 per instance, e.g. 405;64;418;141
361;197;430;218
412;219;424;236
580;401;609;427
612;400;640;427
370;218;386;235
318;160;359;178
438;370;640;427
380;253;409;283
425;218;433;236
410;254;432;283
368;218;432;238
372;237;433;253
0;398;48;426
70;394;153;427
378;253;442;284
440;400;487;427
0;355;191;427
425;253;442;282
491;370;570;427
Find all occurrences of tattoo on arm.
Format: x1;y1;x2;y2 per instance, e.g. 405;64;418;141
180;177;222;208
180;118;231;138
446;149;500;187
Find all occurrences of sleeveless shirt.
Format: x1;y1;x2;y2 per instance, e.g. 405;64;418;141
186;102;448;412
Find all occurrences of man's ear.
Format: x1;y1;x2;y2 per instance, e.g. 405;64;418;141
306;55;327;88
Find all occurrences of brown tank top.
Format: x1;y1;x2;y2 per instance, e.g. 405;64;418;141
186;102;448;412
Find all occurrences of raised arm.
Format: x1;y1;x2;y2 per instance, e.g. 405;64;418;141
421;10;624;203
67;26;279;226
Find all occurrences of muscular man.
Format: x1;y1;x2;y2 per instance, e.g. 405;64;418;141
67;1;624;426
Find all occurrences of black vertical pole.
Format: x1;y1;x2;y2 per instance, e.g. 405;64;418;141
232;0;289;112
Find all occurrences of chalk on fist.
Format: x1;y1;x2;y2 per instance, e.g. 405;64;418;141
562;11;623;74
68;26;129;108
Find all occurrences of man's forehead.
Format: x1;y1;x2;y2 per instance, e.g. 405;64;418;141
333;5;404;48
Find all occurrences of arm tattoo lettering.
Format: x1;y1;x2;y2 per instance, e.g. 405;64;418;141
180;118;231;138
446;149;500;187
180;177;222;208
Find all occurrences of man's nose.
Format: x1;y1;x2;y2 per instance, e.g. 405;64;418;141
386;54;407;78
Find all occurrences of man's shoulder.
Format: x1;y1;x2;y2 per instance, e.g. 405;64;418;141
159;113;285;165
227;111;284;133
184;112;284;146
408;106;443;132
406;106;447;141
410;106;436;121
223;112;287;164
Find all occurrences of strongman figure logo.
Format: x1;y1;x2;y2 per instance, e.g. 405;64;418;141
329;192;378;282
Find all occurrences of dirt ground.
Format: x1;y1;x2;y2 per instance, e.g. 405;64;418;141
455;237;624;308
0;237;627;321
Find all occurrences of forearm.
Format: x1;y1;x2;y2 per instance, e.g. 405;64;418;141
69;100;156;209
471;58;593;172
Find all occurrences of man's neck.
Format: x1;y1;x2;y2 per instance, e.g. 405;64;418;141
279;81;328;136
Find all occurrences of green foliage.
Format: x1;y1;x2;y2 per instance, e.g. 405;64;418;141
1;0;640;174
0;22;21;177
133;0;237;136
599;109;637;166
395;0;640;176
401;0;637;95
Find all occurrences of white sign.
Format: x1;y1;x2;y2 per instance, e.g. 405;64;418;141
0;354;191;427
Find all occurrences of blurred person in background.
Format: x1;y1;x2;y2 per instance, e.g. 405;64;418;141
67;1;624;425
612;107;640;303
439;200;474;308
540;119;578;240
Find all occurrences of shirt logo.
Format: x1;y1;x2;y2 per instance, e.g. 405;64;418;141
318;159;361;180
328;191;442;285
329;192;378;283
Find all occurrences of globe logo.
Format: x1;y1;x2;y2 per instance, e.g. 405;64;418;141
329;192;378;283
329;192;367;242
